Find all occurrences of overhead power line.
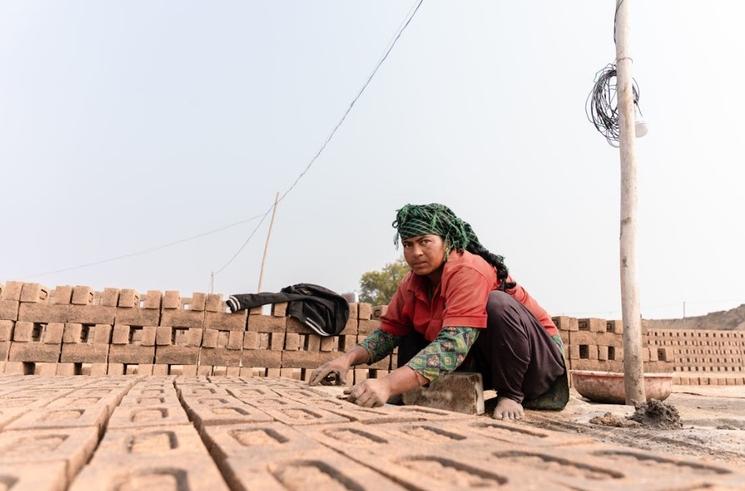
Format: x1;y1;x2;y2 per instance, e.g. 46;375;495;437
25;213;265;278
214;0;425;276
274;0;425;206
21;1;425;282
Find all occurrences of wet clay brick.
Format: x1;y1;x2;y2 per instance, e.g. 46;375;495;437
70;454;230;491
49;286;73;305
189;293;207;312
299;421;395;451
0;299;19;321
182;397;273;428
92;425;211;462
227;448;405;491
0;408;30;430
107;405;190;429
306;334;321;351
20;283;49;303
272;302;287;316
160;309;204;329
204;310;248;331
98;288;119;307
578;318;607;332
111;324;130;344
116;305;160;326
67;305;115;324
9;341;62;363
0;460;68;491
402;372;485;415
243;331;259;349
18;303;68;323
155;345;199;364
109;345;155;364
0;320;14;341
200;421;321;463
280;351;321;368
607;319;623;334
553;316;579;331
200;346;242;367
117;289;140;308
259;404;350;426
71;286;93;305
155;326;172;346
284;333;301;351
143;290;161;309
227;330;243;350
242;349;282;368
341;318;358;335
358;303;373;320
270;332;285;350
6;404;109;433
163;290;181;309
320;336;338;352
248;315;286;333
0;281;24;301
205;293;223;312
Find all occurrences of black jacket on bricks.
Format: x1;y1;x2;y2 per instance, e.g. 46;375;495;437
226;283;349;337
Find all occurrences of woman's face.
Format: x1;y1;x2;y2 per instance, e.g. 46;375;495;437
402;234;446;276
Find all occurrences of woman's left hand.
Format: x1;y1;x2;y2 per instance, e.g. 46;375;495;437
344;378;392;408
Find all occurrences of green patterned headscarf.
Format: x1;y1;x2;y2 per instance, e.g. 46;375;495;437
392;203;515;289
393;203;477;253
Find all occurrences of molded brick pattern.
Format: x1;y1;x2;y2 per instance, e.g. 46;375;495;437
70;425;230;491
0;376;745;490
0;461;69;491
180;394;274;428
6;403;110;434
107;381;189;429
0;426;100;484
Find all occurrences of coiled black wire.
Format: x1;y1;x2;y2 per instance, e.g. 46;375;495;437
586;63;640;146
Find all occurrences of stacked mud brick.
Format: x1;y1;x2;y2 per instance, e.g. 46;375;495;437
553;316;674;373
2;375;745;490
647;328;745;386
0;281;399;381
3;280;743;385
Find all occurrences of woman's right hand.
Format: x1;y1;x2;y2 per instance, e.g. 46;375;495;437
308;356;351;386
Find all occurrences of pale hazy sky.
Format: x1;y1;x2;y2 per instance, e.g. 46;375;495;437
1;1;743;320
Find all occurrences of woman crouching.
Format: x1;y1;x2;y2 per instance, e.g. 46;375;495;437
310;203;568;420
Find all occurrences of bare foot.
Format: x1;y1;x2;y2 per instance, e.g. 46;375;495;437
492;397;524;420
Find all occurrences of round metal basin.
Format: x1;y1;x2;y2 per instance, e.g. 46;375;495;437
572;370;673;404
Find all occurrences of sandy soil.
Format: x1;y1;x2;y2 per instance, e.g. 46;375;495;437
522;385;745;465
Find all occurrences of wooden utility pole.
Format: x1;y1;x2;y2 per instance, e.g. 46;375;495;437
615;0;646;405
257;192;280;293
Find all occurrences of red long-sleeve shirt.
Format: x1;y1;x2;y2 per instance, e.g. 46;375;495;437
380;250;557;341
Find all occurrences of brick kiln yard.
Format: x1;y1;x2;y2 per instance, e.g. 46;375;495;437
0;375;743;491
1;282;745;489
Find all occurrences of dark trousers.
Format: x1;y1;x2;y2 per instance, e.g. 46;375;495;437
397;290;566;404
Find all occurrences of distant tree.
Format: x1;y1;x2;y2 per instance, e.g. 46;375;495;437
359;258;409;305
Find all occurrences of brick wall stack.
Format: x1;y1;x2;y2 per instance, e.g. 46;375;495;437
646;328;745;385
2;281;743;385
553;316;673;374
0;281;392;383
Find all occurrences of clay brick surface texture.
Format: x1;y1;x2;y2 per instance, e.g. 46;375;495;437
2;283;745;488
1;375;741;490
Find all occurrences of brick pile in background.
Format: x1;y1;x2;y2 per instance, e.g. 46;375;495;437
2;281;742;385
554;316;745;386
0;281;395;382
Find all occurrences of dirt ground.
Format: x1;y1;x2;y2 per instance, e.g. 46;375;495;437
520;385;745;465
